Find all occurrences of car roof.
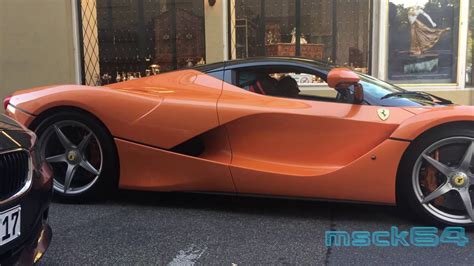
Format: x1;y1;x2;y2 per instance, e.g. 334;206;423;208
194;57;335;73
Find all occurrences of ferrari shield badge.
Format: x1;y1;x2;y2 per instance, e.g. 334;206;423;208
377;108;390;121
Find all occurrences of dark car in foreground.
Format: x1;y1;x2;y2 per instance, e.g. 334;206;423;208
0;114;52;264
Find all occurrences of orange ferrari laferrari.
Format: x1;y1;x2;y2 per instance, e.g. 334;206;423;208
3;58;474;226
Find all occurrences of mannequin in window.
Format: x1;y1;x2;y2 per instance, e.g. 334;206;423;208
291;28;308;44
408;6;450;55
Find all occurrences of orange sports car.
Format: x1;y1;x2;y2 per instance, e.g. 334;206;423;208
3;58;474;226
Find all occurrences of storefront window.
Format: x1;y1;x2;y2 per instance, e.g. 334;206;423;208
388;0;460;84
467;0;474;87
231;0;296;59
79;0;205;86
300;0;370;73
230;0;371;75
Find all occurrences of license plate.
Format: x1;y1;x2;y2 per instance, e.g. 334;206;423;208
0;206;21;246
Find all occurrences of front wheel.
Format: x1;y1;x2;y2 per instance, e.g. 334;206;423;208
34;110;118;202
398;126;474;226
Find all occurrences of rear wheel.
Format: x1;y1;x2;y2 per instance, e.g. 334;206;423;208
398;126;474;226
34;110;118;201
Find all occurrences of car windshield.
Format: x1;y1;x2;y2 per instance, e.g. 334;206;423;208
357;73;404;98
351;72;451;106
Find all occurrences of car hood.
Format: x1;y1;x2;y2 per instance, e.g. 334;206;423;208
0;115;35;151
402;104;474;115
0;114;25;130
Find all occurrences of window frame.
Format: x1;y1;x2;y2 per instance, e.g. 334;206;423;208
371;0;470;89
228;0;374;74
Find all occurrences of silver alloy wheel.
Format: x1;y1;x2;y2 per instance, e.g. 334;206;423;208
39;121;103;195
413;137;474;224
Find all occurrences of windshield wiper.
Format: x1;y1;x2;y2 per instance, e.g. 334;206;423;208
381;91;430;100
380;91;452;104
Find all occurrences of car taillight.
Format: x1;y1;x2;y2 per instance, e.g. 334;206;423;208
3;95;11;110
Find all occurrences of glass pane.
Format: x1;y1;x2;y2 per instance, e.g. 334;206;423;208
80;0;100;86
153;0;206;71
232;0;296;58
388;0;460;84
231;0;370;76
300;0;371;74
81;0;205;85
467;0;474;87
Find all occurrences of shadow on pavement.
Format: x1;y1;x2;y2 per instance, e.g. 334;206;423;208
96;189;415;225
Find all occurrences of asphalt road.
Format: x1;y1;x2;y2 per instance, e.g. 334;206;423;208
38;191;474;265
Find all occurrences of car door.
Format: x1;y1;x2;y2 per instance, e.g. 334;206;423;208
217;65;415;202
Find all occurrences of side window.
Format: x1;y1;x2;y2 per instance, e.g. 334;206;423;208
207;70;224;80
230;66;340;103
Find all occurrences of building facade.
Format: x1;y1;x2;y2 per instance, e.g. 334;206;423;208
1;0;473;104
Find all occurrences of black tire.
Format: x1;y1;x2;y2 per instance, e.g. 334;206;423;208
33;109;119;202
397;124;474;227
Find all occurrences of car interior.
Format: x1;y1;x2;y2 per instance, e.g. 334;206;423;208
233;66;361;104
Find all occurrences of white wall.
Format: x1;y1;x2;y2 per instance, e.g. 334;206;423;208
0;0;78;100
204;0;228;63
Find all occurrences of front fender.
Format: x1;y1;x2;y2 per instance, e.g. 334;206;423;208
390;105;474;141
7;69;223;149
